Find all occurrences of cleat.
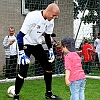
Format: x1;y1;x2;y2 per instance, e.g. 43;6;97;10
45;92;62;100
14;94;19;100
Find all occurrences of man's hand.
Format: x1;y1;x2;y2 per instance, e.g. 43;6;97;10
48;48;55;63
18;50;30;65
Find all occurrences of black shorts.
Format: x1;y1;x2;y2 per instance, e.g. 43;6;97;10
19;44;52;77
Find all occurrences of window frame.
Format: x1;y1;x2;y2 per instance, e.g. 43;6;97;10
21;0;58;15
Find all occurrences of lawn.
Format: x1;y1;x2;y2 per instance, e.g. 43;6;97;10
0;77;100;100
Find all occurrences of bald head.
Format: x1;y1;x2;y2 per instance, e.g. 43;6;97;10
47;3;60;13
43;3;60;21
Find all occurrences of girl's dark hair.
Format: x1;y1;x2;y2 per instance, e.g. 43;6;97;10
84;38;88;44
98;33;100;36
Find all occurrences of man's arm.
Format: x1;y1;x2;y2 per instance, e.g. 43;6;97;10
17;31;30;65
45;33;52;49
17;31;25;50
3;36;10;49
45;33;55;63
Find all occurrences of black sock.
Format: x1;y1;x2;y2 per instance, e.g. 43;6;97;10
44;71;52;93
15;75;24;94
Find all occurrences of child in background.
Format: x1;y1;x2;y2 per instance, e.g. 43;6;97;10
61;36;86;100
55;41;64;74
82;38;94;74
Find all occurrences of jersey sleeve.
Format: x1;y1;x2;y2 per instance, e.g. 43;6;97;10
20;12;37;35
3;36;10;48
17;31;25;50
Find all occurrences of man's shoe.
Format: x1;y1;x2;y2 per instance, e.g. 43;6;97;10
45;93;62;100
14;94;19;100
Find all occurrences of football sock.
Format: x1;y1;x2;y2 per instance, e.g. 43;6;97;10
15;75;24;94
44;71;52;93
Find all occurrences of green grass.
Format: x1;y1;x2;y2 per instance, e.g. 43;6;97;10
0;77;100;100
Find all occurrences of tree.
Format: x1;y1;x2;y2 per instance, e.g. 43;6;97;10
74;0;99;24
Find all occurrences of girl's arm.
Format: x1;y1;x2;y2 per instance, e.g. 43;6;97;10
65;69;70;86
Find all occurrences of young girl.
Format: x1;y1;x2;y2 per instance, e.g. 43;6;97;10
61;36;86;100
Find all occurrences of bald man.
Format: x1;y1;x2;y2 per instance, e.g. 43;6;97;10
14;3;62;100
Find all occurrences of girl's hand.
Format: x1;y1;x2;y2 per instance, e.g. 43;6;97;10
66;79;70;86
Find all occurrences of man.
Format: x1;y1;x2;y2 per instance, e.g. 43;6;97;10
14;3;61;100
3;27;18;79
94;33;100;70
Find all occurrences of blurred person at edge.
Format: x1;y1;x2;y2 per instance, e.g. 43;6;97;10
94;33;100;70
3;27;18;79
82;38;94;74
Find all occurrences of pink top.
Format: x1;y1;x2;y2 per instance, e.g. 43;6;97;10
64;52;86;82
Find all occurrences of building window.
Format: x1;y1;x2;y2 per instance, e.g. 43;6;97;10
21;0;58;15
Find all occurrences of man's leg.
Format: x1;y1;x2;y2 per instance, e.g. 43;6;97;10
44;71;52;93
14;45;31;100
14;64;29;100
32;44;62;100
84;62;89;74
44;71;62;100
89;62;92;74
10;56;16;78
12;55;17;78
5;58;10;78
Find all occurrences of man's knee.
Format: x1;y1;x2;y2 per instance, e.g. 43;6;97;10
18;74;24;79
45;70;52;73
18;73;27;79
